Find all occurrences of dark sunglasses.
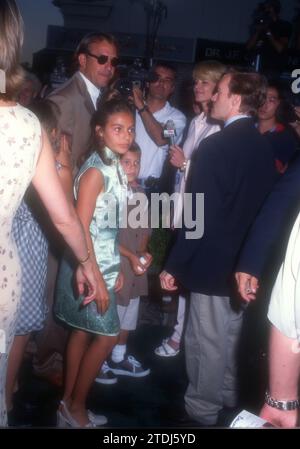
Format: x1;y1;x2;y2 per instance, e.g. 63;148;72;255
86;51;119;67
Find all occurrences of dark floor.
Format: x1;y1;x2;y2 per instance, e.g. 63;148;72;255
9;297;266;428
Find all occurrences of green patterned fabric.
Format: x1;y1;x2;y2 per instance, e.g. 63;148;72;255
55;149;127;336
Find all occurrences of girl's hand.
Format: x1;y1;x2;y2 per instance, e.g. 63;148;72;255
169;145;185;168
75;260;96;303
114;271;124;292
82;266;110;315
94;269;110;315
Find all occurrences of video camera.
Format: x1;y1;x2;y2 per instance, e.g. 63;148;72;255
114;58;158;99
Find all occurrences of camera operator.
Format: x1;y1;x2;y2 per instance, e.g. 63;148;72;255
132;62;186;196
246;0;292;74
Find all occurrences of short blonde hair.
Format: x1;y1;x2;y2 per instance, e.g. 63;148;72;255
193;60;226;84
0;0;24;100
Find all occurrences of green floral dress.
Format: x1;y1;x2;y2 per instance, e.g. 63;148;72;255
55;148;127;336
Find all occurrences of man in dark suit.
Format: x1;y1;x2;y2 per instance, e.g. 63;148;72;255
160;71;276;425
236;154;300;302
49;32;119;171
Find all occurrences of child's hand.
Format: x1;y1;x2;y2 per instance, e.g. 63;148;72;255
75;262;96;303
94;274;110;315
129;254;147;275
82;268;110;315
114;271;124;292
139;252;153;269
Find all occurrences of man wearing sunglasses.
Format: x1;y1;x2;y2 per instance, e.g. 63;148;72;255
33;33;119;396
48;32;119;172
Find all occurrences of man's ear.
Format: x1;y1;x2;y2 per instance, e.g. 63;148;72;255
232;94;242;113
78;53;87;71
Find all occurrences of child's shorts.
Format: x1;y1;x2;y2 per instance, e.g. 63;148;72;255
117;297;140;331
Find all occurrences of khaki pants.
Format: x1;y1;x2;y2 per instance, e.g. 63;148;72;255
184;292;244;425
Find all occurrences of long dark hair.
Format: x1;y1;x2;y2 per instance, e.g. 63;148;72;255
83;97;134;166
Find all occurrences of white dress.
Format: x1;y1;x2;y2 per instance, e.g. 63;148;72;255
268;210;300;341
0;104;41;426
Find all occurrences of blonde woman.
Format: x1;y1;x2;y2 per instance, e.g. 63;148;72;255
155;61;226;357
0;0;98;426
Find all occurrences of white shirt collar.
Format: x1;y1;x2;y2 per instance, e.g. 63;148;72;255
225;114;250;128
79;72;101;109
150;101;170;117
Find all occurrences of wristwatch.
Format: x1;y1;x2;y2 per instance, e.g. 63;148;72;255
265;391;300;411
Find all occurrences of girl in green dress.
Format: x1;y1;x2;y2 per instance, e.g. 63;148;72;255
55;98;135;427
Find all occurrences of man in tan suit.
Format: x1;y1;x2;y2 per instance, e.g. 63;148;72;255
33;33;119;386
49;32;119;171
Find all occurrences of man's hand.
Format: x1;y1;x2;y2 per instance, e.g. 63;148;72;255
132;86;145;110
160;270;178;291
235;272;259;302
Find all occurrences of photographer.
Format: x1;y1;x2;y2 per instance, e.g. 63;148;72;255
246;0;292;74
132;62;186;196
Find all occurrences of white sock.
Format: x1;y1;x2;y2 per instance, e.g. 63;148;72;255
111;344;126;363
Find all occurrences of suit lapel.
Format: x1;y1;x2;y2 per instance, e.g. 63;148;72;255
74;72;95;115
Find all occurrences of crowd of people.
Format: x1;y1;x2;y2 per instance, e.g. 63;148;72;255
1;0;300;429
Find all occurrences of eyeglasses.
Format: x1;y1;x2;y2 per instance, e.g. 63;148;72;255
86;52;119;67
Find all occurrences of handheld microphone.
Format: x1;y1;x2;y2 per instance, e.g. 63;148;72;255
163;119;176;146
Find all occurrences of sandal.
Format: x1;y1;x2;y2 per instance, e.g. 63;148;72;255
154;339;180;357
57;401;96;428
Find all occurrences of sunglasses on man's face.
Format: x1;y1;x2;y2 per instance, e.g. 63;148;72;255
86;51;119;67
